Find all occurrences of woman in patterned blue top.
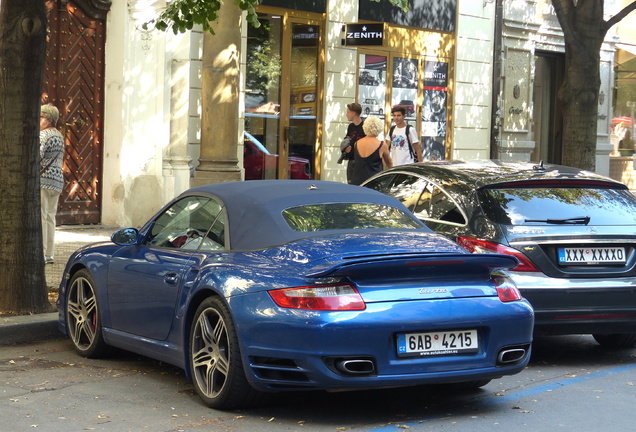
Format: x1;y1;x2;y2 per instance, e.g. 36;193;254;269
40;104;64;264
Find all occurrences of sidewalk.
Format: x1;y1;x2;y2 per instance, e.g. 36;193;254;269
0;225;118;345
44;225;117;289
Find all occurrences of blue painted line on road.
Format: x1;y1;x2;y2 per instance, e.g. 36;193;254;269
367;362;636;431
485;362;636;404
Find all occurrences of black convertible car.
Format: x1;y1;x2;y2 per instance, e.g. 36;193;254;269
363;160;636;348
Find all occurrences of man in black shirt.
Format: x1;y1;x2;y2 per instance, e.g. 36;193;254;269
340;102;365;183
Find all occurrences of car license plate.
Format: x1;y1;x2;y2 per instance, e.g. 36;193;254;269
558;247;626;265
397;330;478;357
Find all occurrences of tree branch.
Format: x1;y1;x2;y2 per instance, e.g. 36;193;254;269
551;0;579;47
605;1;636;31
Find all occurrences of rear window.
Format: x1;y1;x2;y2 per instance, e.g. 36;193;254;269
282;203;423;232
478;187;636;225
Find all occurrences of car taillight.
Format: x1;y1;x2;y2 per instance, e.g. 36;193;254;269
456;237;539;272
491;272;522;302
269;284;365;311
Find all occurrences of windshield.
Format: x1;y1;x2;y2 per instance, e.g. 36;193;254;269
477;187;636;226
282;203;423;232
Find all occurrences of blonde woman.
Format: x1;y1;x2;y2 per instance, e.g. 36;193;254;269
350;116;393;185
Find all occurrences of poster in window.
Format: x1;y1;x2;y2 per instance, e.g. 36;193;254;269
422;61;449;161
358;54;387;120
391;57;418;120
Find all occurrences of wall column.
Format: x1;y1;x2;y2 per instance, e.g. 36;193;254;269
192;3;242;186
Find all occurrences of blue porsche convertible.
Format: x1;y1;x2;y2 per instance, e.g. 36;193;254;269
57;180;534;409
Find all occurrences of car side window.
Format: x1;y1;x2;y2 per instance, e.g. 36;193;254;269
410;182;434;219
428;186;467;225
388;174;431;216
145;196;225;251
363;174;395;193
207;210;226;249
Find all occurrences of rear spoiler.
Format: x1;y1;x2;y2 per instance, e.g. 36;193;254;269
305;253;518;278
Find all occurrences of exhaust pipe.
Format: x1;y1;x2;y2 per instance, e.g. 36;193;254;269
497;347;527;364
335;359;376;375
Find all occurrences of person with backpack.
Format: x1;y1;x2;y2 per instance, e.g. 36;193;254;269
387;105;422;166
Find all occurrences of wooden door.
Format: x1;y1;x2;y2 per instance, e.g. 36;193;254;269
43;0;109;225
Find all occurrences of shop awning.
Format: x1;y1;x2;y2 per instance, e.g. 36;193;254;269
617;43;636;57
616;43;636;80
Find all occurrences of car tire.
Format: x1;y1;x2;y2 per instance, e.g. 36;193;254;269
66;269;109;358
592;333;636;349
189;297;266;409
365;107;370;115
379;109;383;115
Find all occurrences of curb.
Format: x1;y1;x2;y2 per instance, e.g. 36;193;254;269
0;312;63;346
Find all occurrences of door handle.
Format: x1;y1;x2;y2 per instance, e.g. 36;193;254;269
164;272;179;285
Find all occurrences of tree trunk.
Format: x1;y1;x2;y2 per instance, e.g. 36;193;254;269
0;0;49;314
552;0;606;171
558;35;603;171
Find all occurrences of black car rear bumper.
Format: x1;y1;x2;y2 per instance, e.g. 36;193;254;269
512;272;636;335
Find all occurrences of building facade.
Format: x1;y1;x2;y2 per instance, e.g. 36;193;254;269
45;1;629;228
496;0;616;176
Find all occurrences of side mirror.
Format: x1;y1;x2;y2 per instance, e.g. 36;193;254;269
111;228;139;246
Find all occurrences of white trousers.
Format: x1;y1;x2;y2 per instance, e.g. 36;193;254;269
41;188;60;258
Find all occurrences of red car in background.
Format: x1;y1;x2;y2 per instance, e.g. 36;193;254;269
397;100;415;116
243;132;311;180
